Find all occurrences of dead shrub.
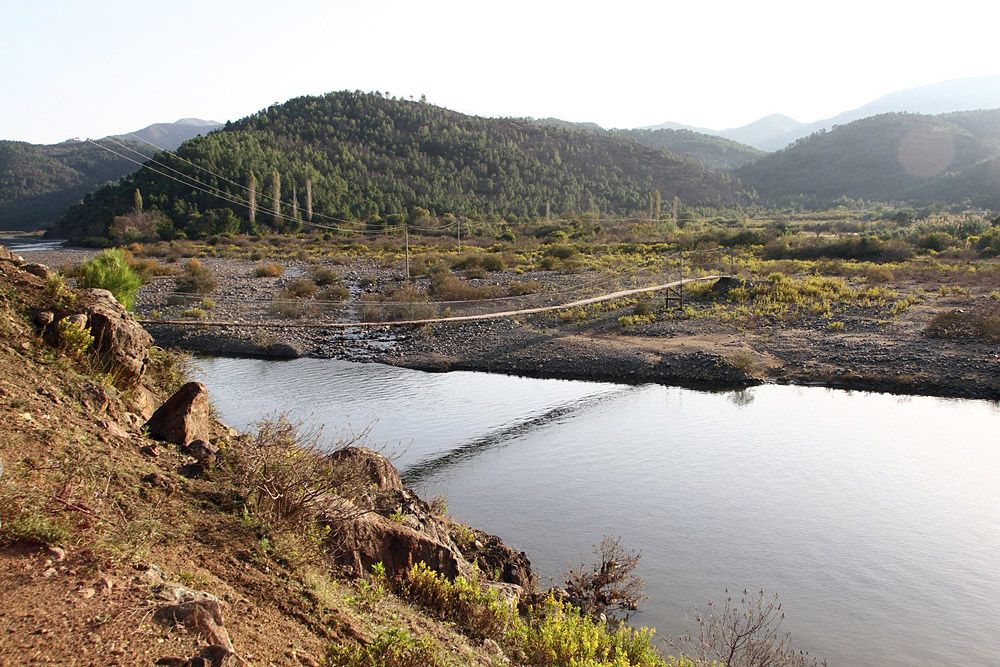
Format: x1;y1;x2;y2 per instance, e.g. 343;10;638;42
429;270;500;301
222;416;372;530
564;535;645;621
254;262;284;278
670;589;825;667
926;304;1000;342
280;278;318;299
175;259;217;294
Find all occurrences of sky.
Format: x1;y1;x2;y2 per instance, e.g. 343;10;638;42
3;0;998;144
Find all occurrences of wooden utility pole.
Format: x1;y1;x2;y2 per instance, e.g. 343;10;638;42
404;223;410;280
457;218;461;252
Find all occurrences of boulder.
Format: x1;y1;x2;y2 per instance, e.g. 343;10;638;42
23;263;51;279
329;511;467;581
330;447;403;494
78;288;153;388
146;382;212;446
454;526;535;590
153;598;234;654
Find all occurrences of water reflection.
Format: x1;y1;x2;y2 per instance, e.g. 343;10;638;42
402;386;636;483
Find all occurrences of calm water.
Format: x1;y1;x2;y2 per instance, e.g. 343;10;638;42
0;237;66;253
192;356;1000;666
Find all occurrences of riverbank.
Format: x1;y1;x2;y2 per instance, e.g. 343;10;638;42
16;245;1000;401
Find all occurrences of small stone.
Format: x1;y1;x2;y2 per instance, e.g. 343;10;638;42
96;575;115;594
79;587;96;599
35;311;54;327
42;567;57;578
24;263;52;279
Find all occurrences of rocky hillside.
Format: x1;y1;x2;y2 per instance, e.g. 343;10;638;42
0;248;669;666
55;91;746;242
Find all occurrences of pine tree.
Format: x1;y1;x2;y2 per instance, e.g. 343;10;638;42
291;181;300;220
653;190;662;220
271;171;281;225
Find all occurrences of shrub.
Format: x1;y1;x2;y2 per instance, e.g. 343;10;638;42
509;596;665;667
220;416;371;530
180;307;208;320
429;270;499;301
565;536;645;621
403;562;518;640
280;278;318;299
668;590;824;667
926;304;1000;342
545;243;580;260
175;259;217;294
76;249;143;310
309;266;341;286
254;262;284;278
269;301;305;319
327;628;444;667
318;285;350;302
508;280;542;296
56;318;94;359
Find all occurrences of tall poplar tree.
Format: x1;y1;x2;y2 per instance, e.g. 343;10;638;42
247;171;257;223
305;177;313;222
271;170;281;225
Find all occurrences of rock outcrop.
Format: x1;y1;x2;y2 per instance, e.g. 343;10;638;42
331;511;467;581
146;382;212;445
78;288;153;388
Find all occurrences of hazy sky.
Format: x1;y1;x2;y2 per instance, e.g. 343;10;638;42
3;0;997;144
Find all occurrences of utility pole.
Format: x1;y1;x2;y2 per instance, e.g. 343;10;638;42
404;223;410;280
457;218;461;252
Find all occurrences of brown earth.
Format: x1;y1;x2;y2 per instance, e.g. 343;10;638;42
0;256;517;665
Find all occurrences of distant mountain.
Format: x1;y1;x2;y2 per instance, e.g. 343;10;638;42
612;128;764;170
736;109;1000;208
649;76;1000;151
716;115;809;152
57;91;746;241
0;119;221;230
113;118;222;151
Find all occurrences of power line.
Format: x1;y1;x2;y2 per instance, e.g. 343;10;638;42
86;139;392;236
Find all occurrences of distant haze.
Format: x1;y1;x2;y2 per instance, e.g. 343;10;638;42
1;0;997;144
648;76;1000;151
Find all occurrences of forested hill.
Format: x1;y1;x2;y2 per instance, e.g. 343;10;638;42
56;91;745;241
0;119;222;231
736;110;1000;208
0;139;140;230
529;119;764;170
612;129;765;170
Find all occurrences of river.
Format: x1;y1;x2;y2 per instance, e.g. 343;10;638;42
191;356;1000;666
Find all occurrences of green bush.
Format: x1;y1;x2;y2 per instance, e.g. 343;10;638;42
327;628;444;667
76;249;143;310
